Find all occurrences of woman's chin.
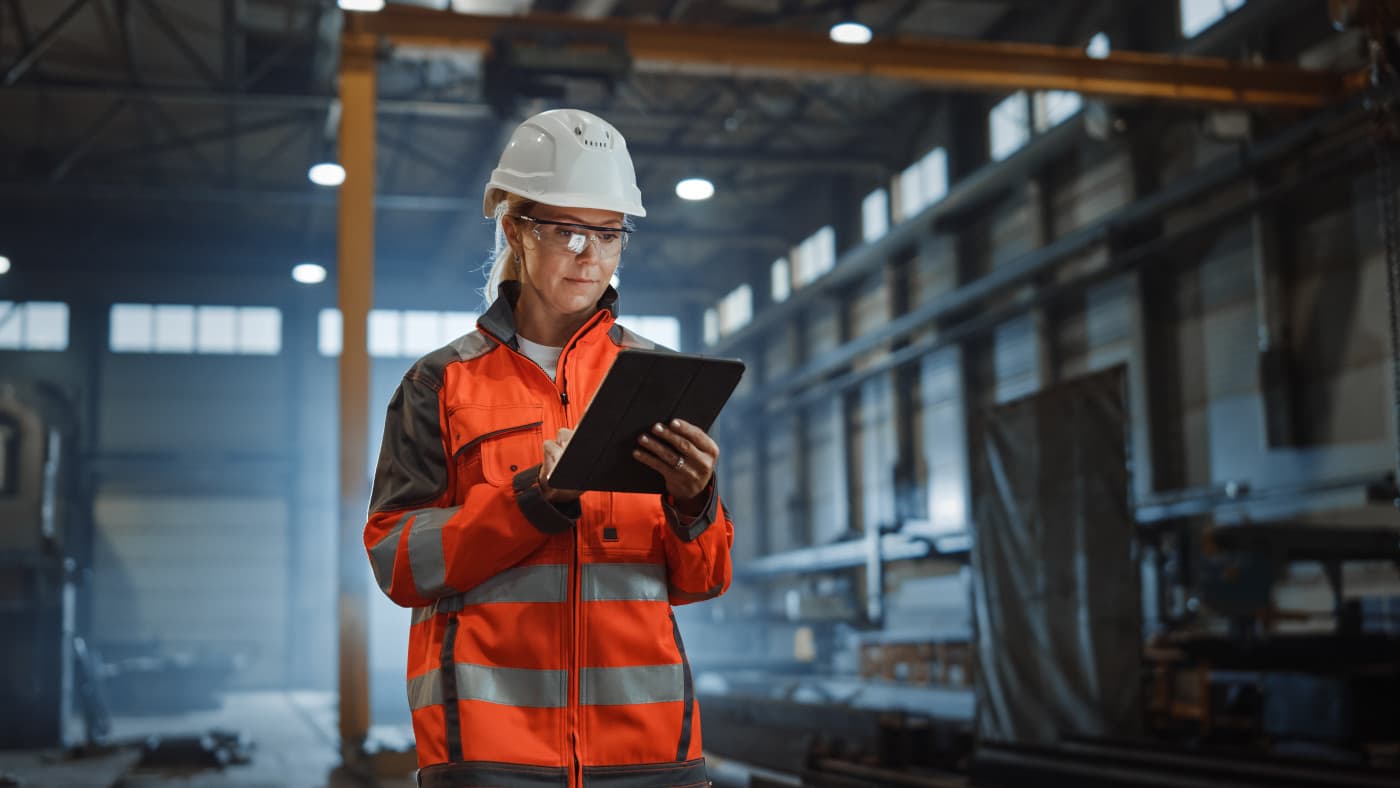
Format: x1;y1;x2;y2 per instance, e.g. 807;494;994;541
552;288;603;312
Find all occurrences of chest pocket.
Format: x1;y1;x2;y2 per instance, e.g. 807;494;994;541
448;404;544;487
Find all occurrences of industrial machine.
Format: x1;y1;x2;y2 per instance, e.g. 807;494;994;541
0;380;86;749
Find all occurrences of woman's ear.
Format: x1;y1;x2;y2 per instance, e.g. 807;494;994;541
502;214;525;259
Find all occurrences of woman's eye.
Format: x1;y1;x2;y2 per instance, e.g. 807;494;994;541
554;228;576;240
599;233;619;243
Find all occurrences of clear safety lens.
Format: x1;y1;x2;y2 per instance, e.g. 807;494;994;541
516;215;630;258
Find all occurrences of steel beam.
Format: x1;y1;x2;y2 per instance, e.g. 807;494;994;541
749;145;1370;415
136;0;221;88
48;98;128;182
350;5;1353;108
2;0;89;86
0;82;887;136
335;28;375;760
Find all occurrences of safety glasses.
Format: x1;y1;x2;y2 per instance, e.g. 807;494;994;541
513;215;632;258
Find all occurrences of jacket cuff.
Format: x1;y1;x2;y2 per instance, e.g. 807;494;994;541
513;464;579;534
662;478;717;542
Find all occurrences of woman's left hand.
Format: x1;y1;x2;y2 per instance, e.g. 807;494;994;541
634;419;719;508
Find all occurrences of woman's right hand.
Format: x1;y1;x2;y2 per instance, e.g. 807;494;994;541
540;427;583;504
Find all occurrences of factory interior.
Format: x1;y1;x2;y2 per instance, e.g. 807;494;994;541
4;0;1400;785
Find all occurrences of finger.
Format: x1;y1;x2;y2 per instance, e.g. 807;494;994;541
632;446;680;479
637;434;682;467
556;427;574;445
650;422;696;459
542;440;564;469
668;419;719;457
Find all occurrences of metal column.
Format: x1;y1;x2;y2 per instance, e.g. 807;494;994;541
336;28;377;758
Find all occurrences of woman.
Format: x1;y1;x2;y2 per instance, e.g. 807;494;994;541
364;108;733;788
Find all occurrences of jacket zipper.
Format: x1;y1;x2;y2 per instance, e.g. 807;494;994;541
482;315;608;786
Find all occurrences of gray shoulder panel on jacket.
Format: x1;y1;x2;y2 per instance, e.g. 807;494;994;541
404;331;496;389
450;330;496;361
609;323;668;352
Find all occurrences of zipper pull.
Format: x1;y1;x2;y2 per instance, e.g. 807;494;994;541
560;389;569;406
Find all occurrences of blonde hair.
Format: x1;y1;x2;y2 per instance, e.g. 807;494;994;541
482;192;537;308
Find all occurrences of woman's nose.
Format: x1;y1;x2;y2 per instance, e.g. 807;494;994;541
574;236;600;260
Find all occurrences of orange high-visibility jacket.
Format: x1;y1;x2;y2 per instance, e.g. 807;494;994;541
365;283;733;788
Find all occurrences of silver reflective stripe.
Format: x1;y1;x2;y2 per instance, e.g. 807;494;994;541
581;562;666;602
369;512;412;596
437;564;568;614
458;663;567;708
407;663;568;711
407;669;443;711
411;605;434;626
407;506;462;598
581;664;686;706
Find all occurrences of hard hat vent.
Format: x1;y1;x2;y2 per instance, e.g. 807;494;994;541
574;123;613;149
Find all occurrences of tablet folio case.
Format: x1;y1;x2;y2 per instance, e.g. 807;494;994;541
548;349;745;493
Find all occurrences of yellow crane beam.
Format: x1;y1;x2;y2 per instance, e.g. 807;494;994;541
347;6;1356;109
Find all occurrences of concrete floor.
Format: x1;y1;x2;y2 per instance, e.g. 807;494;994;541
0;691;416;788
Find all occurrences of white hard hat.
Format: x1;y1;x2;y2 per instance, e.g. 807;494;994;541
482;108;647;218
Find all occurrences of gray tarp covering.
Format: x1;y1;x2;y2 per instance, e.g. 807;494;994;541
970;367;1143;744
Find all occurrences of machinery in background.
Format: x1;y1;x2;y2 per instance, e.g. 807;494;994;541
1145;522;1400;763
0;380;88;748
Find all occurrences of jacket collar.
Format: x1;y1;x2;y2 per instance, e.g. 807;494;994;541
480;280;620;349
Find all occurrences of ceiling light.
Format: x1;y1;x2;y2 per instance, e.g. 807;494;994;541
337;0;385;11
676;178;714;201
0;256;9;275
293;263;328;284
829;21;872;45
308;162;346;187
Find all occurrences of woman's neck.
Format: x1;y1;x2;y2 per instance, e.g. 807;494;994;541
514;290;593;347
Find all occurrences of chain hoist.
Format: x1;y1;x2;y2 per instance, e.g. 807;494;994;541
1334;0;1400;505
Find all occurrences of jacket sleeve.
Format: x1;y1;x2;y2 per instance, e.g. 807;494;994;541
659;479;734;606
363;374;578;608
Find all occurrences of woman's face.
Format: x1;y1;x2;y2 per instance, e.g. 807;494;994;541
506;204;624;321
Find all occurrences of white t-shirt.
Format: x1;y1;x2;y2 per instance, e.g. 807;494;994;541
517;335;563;381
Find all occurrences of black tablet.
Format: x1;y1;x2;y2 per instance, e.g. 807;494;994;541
548;349;746;493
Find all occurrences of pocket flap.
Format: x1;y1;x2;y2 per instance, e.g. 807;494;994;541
448;404;544;486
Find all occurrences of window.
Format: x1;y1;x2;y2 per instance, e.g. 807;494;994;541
1034;90;1083;131
990;91;1031;161
703;308;719;347
1180;0;1245;38
861;188;889;242
716;284;753;337
771;258;791;304
367;310;402;358
618;315;682;351
1087;31;1110;59
0;301;69;351
918;147;948;208
792;226;836;288
197;307;238;354
153;305;195;353
109;304;278;355
237;308;281;355
894;148;947;222
320;309;481;358
895;160;922;224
